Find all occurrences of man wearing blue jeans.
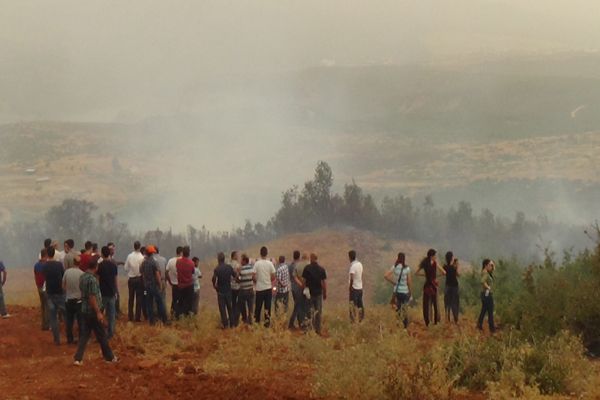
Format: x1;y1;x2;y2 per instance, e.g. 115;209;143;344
140;245;169;325
62;259;83;344
43;247;66;344
212;252;236;329
98;246;118;338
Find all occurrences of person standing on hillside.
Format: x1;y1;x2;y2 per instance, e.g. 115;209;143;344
0;259;9;319
275;255;290;315
212;252;236;328
107;242;124;317
348;250;364;323
98;246;118;339
153;246;168;314
237;254;256;325
62;254;83;344
34;248;49;329
79;241;94;272
417;249;446;327
230;251;241;327
44;247;66;344
384;252;413;329
288;251;306;330
73;257;117;366
254;246;276;327
124;241;146;322
63;239;80;272
302;253;327;335
52;240;65;264
443;251;460;324
141;245;169;325
191;257;202;315
477;259;496;333
176;246;195;317
166;246;183;318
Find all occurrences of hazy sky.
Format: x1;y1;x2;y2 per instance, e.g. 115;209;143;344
1;0;599;122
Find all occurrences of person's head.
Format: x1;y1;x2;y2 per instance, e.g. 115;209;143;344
92;243;98;253
231;251;238;261
84;241;93;252
44;238;52;248
301;253;309;261
146;245;157;256
482;259;494;272
64;239;74;252
176;246;183;256
310;253;318;263
395;252;406;267
293;250;300;261
260;246;268;258
217;252;225;263
348;250;357;262
182;246;191;258
279;255;285;264
51;240;59;250
445;251;454;266
107;242;115;256
192;256;199;267
40;247;48;261
140;246;147;256
155;246;159;254
88;256;99;273
46;246;56;259
241;254;249;265
133;241;141;251
101;246;110;259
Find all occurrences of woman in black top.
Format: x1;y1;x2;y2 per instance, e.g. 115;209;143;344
443;251;460;324
417;249;446;326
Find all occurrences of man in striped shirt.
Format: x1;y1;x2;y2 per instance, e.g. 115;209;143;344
237;254;255;325
275;256;290;315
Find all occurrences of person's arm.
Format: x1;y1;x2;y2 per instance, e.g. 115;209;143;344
384;269;395;284
252;271;257;284
436;263;447;276
416;265;425;277
212;271;218;291
154;269;162;291
62;273;67;292
89;292;105;324
1;268;6;285
407;272;413;296
455;262;460;278
322;279;327;301
349;273;354;293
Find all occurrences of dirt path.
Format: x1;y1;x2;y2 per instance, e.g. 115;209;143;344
0;306;313;400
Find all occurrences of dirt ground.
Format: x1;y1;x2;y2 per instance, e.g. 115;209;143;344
0;306;314;400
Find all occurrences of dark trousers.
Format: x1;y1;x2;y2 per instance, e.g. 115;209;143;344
308;294;323;334
349;288;364;323
444;286;460;323
395;292;410;328
74;313;114;362
145;286;168;325
275;292;289;315
288;290;306;329
422;291;440;326
47;294;66;344
217;291;233;328
231;289;240;327
254;289;273;327
37;288;49;330
477;292;495;332
238;289;255;325
128;277;146;321
170;285;180;318
177;285;194;317
65;298;82;343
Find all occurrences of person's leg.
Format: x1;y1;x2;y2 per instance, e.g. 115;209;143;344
104;297;116;338
155;289;169;323
248;292;255;325
356;289;364;322
313;295;323;334
127;278;135;321
452;287;460;324
349;289;357;323
38;288;49;330
289;291;300;329
217;293;229;328
146;289;156;325
254;290;264;323
65;300;75;343
238;291;247;323
90;315;115;361
225;292;233;328
0;282;7;316
232;289;240;326
264;289;273;327
192;290;199;315
422;293;431;326
47;296;60;344
488;295;495;332
477;293;486;330
74;315;91;362
433;292;440;324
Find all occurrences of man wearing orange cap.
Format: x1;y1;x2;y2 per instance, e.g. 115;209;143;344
140;245;169;325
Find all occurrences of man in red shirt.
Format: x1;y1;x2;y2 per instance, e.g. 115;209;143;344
176;246;195;318
78;241;93;272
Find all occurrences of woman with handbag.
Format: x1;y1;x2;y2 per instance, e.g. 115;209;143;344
384;252;412;328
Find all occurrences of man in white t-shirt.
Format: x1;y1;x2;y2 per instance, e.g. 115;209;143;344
348;250;364;323
165;246;183;318
253;246;276;327
124;241;146;322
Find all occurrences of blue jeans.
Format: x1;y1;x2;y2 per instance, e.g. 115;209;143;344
0;282;7;316
145;286;168;325
477;292;495;332
395;292;410;328
102;296;116;339
47;294;66;344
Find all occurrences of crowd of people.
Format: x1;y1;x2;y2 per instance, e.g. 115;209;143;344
0;238;498;365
